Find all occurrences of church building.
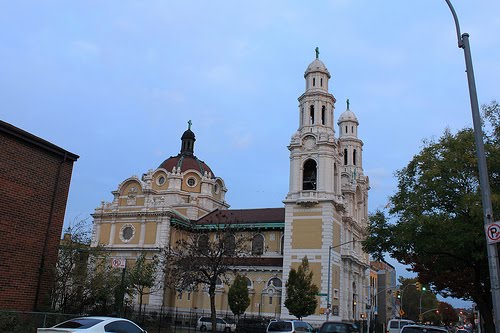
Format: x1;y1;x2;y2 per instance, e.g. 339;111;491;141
91;52;370;323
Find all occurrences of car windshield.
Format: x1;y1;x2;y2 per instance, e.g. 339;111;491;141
54;318;103;329
268;322;292;332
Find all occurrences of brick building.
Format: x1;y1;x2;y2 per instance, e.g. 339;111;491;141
0;120;78;311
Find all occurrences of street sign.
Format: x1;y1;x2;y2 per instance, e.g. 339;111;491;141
112;257;126;268
485;222;500;244
399;309;405;316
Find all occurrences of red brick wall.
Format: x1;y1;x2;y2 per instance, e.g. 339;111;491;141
0;126;77;311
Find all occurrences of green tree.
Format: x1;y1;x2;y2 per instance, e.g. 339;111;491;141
228;274;250;318
127;253;162;318
397;277;437;322
50;219;92;313
363;101;499;333
50;218;120;315
284;257;318;320
164;210;250;333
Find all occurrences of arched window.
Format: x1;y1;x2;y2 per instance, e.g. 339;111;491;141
321;106;326;125
353;149;357;166
320;77;323;87
198;234;209;254
303;159;317;190
310;105;315;125
313;77;316;86
245;276;252;289
252;234;264;255
267;277;282;288
223;234;236;256
344;148;348;165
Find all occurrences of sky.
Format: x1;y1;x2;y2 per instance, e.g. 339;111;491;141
2;1;499;309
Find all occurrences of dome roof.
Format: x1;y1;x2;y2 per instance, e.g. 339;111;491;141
181;128;195;140
305;58;331;78
338;109;358;124
158;154;215;178
338;99;359;124
158;121;215;178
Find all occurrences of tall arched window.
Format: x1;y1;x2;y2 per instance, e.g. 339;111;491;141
245;276;252;289
353;149;357;166
223;234;236;256
321;106;326;125
344;148;348;165
252;234;264;255
198;234;209;254
303;159;317;190
310;105;315;125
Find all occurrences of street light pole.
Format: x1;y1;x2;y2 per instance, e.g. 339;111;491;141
326;240;357;321
443;2;500;333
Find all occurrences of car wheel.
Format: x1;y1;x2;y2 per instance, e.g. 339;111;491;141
201;326;207;331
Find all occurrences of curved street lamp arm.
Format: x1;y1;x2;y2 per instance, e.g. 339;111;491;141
444;0;463;48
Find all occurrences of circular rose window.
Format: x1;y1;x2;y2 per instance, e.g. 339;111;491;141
120;224;135;242
187;177;196;187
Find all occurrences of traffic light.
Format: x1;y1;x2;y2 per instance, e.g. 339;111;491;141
396;290;401;299
416;282;421;291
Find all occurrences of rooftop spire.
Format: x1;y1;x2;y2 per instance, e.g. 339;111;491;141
346;98;350;110
315;46;320;59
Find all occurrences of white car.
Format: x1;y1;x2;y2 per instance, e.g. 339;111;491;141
37;316;147;333
198;316;236;332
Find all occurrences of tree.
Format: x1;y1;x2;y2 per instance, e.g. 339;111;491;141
50;219;122;315
50;219;92;313
437;302;456;326
164;210;250;333
228;274;250;318
127;253;162;319
398;277;438;322
363;101;499;333
284;257;318;320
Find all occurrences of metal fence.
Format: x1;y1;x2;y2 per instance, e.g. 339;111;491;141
0;308;239;333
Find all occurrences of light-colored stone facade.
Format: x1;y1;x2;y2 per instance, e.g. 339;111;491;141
91;54;370;324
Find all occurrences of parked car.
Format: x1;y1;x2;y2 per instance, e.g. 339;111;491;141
237;317;274;333
400;325;449;333
387;319;415;333
198;316;237;332
319;321;359;333
266;320;316;333
37;316;147;333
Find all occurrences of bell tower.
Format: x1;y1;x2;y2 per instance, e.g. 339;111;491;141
281;50;369;321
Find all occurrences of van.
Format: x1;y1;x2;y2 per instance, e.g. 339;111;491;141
387;319;415;333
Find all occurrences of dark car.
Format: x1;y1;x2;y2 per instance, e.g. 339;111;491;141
237;317;273;333
319;322;359;333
